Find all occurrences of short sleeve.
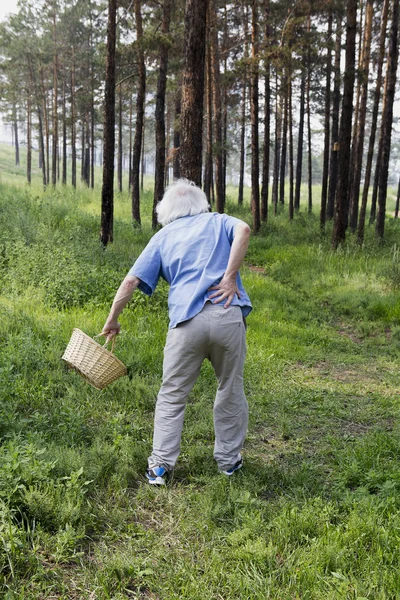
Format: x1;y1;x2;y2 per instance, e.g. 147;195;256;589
128;236;162;296
222;214;245;243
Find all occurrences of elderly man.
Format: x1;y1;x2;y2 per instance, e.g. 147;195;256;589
102;179;252;485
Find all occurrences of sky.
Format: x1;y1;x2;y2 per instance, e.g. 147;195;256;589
0;0;19;22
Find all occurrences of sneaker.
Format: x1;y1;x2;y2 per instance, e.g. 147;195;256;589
145;466;169;486
221;455;243;476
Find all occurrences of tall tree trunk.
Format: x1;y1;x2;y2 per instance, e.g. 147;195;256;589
288;70;294;220
165;95;171;186
332;0;357;248
306;18;313;214
100;0;117;246
57;138;60;182
272;72;282;214
327;18;342;220
221;6;228;201
132;0;146;225
71;58;76;188
261;0;270;221
52;11;58;187
395;175;400;218
204;34;213;204
13;105;19;166
37;104;46;186
237;79;246;206
26;89;32;184
279;73;288;205
153;0;173;229
129;94;133;190
83;113;90;186
238;2;249;206
358;0;390;242
349;0;373;232
250;0;260;232
30;60;46;186
294;73;305;212
62;78;67;185
81;121;85;180
376;0;399;240
90;102;95;189
118;84;123;193
90;9;95;190
141;118;145;192
179;0;208;185
41;69;50;185
173;89;181;180
210;0;224;213
320;12;333;230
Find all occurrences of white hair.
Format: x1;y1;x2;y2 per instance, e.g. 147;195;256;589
156;179;210;226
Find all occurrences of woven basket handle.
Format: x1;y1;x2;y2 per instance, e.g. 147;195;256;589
95;333;117;353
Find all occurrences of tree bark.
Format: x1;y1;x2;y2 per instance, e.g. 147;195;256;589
320;12;333;230
132;0;146;225
100;0;117;246
294;72;305;212
327;18;342;220
141;117;145;192
118;84;123;193
250;0;260;232
349;0;373;232
129;94;133;190
395;175;400;219
222;5;229;201
29;59;46;186
279;72;288;205
179;0;208;186
376;0;399;240
83;113;90;186
260;0;270;221
332;0;357;249
52;10;58;187
71;57;76;188
238;2;249;206
26;89;32;184
288;70;294;220
90;10;95;190
306;15;312;214
153;0;173;229
13;105;19;166
62;77;67;185
41;68;50;185
272;72;282;214
358;0;390;242
210;0;224;213
204;34;213;204
173;89;181;180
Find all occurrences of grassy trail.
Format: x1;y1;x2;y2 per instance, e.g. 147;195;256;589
0;144;400;598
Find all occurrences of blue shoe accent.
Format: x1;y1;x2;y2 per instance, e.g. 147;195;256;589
146;466;168;485
221;455;243;476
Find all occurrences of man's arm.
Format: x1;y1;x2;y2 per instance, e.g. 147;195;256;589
208;221;251;308
101;274;140;339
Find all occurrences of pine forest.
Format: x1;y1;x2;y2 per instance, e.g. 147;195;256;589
0;1;400;598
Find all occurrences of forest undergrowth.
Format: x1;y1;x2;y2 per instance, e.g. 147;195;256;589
0;145;400;598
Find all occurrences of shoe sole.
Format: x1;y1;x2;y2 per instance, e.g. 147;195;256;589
222;461;243;476
146;474;166;485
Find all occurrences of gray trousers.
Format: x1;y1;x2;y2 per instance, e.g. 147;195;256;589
148;302;248;471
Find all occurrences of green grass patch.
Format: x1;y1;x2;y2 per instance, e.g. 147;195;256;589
0;143;399;598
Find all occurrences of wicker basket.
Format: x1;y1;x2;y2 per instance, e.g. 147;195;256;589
62;329;128;390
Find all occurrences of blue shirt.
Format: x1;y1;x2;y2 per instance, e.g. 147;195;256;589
128;212;252;328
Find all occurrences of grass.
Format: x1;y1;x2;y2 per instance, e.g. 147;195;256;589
0;143;400;598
